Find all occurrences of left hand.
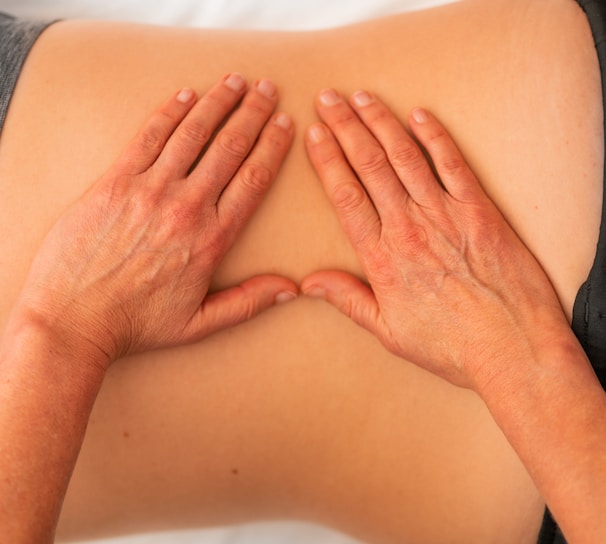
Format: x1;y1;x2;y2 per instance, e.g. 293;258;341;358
302;89;570;391
12;75;297;368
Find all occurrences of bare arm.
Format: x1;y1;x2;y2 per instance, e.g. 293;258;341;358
481;327;606;544
0;75;295;543
0;317;107;542
303;89;606;543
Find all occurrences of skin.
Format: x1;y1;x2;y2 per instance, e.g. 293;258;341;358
0;74;295;543
303;90;606;543
0;0;602;542
3;79;605;542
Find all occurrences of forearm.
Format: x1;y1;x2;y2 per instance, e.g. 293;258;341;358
0;311;106;543
478;333;606;544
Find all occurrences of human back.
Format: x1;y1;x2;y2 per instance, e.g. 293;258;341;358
0;0;601;541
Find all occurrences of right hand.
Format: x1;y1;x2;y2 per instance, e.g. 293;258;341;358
302;89;572;391
11;74;297;368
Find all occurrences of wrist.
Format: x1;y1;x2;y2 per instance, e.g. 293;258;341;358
1;302;113;380
474;317;598;421
470;307;579;398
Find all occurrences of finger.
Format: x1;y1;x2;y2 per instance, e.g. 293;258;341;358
314;89;408;218
217;111;294;241
114;88;198;175
183;275;299;342
191;79;280;201
409;108;485;203
154;73;249;178
305;122;382;251
301;270;387;340
349;91;444;207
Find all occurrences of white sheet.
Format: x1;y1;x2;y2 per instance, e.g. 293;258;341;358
70;522;367;544
4;0;458;29
3;0;458;542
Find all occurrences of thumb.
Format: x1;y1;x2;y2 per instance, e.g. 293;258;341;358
185;275;298;342
301;271;384;337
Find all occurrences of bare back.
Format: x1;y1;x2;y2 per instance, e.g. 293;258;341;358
0;0;601;542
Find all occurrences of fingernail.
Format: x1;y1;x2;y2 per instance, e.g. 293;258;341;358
257;79;276;99
352;90;373;107
304;286;326;299
274;112;292;130
176;88;195;104
275;291;297;304
308;124;327;144
224;72;247;92
412;108;429;124
319;89;341;107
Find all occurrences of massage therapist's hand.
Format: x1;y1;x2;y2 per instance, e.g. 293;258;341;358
302;90;571;391
12;74;296;368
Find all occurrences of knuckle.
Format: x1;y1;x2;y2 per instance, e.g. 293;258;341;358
205;89;236;114
440;155;467;177
128;189;159;221
342;293;358;321
99;170;130;202
370;267;395;294
315;146;342;169
163;200;199;229
263;125;290;151
239;293;259;322
424;127;468;176
239;162;273;196
389;141;426;172
364;104;392;125
388;225;429;257
355;147;389;178
216;129;250;158
330;108;359;131
178;119;213;147
425;125;449;145
332;181;367;213
139;118;170;155
243;97;271;118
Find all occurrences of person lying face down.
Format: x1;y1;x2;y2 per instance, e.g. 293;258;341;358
0;1;604;543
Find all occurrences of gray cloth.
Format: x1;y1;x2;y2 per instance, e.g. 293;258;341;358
0;13;56;133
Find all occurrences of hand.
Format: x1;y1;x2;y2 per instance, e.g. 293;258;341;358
302;89;569;390
13;74;297;367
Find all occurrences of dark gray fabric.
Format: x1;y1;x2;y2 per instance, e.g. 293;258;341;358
0;12;56;133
